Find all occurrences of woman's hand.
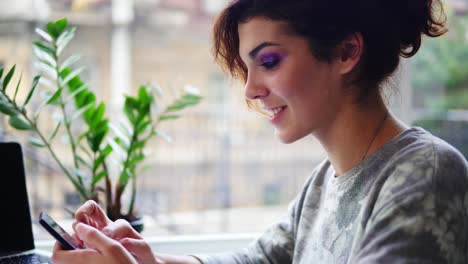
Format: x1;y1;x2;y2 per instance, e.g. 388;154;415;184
71;200;112;247
101;219;158;264
52;223;140;264
73;200;112;231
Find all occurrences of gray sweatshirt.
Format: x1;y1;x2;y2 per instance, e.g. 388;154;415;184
195;127;468;263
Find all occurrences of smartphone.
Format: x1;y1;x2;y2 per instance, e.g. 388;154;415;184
39;212;80;250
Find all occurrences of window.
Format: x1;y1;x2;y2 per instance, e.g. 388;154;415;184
0;0;466;243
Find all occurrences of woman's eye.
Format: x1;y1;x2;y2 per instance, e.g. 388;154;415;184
259;53;281;69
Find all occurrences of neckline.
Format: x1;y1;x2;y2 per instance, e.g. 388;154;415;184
330;126;420;185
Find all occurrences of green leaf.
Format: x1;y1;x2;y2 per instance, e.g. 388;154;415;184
60;55;81;72
109;123;130;148
92;171;107;185
29;137;46;148
46;88;63;105
0;101;18;116
33;42;55;58
64;84;87;104
101;144;113;157
89;130;107;152
90;103;106;128
127;153;145;169
60;67;84;87
108;138;126;160
136;119;151;134
55;18;68;34
159;115;179;121
13;72;23;102
46;22;59;39
71;103;93;121
118;169;133;187
130;140;146;151
154;129;172;143
47;18;67;39
138;86;152;104
57;28;76;55
49;121;61;141
35;60;57;80
35;28;53;42
24;76;40;106
92;120;109;136
164;94;202;112
33;46;56;67
3;65;16;91
9;115;32;130
93;146;112;173
0;68;4;80
120;121;133;137
124;97;138;124
38;78;56;91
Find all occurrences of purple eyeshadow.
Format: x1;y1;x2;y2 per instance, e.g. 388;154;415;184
260;53;281;64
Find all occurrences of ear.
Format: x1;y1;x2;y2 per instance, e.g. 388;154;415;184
337;33;363;75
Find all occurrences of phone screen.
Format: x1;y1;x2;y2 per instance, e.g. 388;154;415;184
39;212;79;250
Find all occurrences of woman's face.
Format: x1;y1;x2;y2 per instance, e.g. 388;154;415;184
238;17;346;143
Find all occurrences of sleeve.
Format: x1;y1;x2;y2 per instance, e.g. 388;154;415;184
352;142;468;264
193;199;297;264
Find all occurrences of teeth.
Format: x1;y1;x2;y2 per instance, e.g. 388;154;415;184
266;106;285;117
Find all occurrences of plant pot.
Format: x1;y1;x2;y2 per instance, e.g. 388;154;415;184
129;218;144;233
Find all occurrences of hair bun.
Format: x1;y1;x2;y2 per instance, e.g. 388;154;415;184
398;0;448;58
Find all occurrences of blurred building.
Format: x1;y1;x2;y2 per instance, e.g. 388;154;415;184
4;0;464;236
0;0;326;235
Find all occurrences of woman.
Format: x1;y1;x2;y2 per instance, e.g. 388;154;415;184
53;0;468;263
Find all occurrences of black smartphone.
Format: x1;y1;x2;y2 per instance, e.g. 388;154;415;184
39;212;80;250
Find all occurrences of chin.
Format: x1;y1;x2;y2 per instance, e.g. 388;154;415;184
275;129;303;144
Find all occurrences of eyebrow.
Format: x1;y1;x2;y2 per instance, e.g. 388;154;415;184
248;42;281;59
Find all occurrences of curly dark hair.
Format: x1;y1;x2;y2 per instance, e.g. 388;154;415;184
212;0;448;102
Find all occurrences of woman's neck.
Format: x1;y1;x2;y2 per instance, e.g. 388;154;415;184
314;94;408;176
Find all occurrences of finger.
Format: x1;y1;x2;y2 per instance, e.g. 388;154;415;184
53;241;63;252
119;237;153;257
102;219;141;240
73;200;110;231
75;223;123;253
72;232;84;248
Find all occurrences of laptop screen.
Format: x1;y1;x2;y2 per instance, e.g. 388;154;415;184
0;142;35;255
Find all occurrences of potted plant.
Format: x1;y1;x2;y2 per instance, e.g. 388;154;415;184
0;18;201;231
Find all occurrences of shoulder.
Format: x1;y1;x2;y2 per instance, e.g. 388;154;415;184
360;128;468;263
379;127;468;196
369;127;468;223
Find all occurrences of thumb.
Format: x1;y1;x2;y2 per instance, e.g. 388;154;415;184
75;223;119;252
102;219;141;241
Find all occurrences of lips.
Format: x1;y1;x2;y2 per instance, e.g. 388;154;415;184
264;106;287;118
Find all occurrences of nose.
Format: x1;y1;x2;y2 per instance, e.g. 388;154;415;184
244;72;269;100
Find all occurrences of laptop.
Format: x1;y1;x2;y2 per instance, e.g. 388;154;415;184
0;142;52;263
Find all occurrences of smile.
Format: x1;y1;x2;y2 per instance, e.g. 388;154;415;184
265;106;286;118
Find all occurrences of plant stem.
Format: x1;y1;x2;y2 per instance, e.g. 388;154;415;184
52;41;83;187
29;118;88;200
103;161;113;215
5;99;89;200
128;174;136;217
